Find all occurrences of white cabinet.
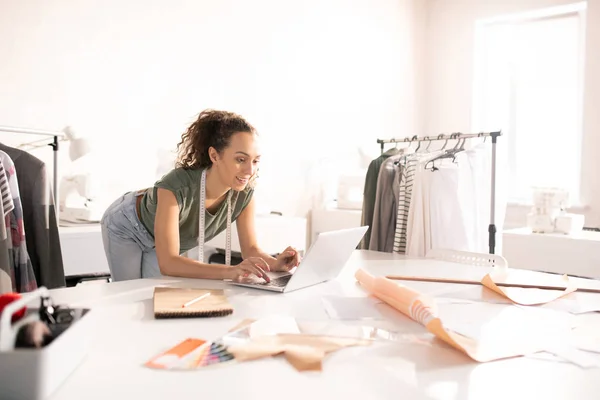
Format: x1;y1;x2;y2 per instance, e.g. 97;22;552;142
502;227;600;279
59;224;110;279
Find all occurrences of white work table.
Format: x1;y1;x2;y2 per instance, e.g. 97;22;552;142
46;251;600;400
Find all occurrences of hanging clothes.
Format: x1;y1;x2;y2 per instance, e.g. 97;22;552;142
0;162;12;293
369;147;414;252
375;134;505;258
0;144;65;288
424;153;476;253
393;155;419;254
0;151;37;292
393;151;441;254
404;157;435;257
360;148;400;249
404;145;490;257
0;160;14;227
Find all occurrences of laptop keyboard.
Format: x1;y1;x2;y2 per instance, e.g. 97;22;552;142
256;274;292;287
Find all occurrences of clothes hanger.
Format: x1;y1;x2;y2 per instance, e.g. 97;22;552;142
450;137;466;163
425;137;433;153
445;134;466;163
451;133;462;151
383;139;400;155
413;135;421;152
425;133;460;170
440;133;449;151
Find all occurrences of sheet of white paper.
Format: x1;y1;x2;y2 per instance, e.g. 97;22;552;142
247;315;301;338
525;350;600;368
544;345;600;368
575;304;600;314
432;285;512;305
436;286;600;315
439;302;575;344
539;293;600;314
571;334;600;354
321;296;385;320
526;351;569;363
569;314;600;354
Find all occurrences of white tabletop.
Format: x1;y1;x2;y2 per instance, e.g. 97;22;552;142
47;251;600;400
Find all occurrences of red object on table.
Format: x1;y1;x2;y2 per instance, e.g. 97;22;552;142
0;293;26;323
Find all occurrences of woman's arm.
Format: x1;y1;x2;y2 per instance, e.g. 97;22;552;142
154;188;269;280
236;197;301;271
235;197;277;269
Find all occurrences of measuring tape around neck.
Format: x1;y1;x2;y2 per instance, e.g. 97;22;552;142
198;168;232;265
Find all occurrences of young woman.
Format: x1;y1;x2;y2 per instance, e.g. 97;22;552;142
100;109;300;282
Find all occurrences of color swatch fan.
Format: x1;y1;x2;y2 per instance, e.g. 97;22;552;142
153;287;233;319
145;338;236;370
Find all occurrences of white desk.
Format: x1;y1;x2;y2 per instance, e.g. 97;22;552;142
45;251;600;400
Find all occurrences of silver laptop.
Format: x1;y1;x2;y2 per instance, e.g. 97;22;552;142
228;226;368;293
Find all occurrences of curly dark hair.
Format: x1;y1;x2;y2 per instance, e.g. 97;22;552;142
176;109;257;169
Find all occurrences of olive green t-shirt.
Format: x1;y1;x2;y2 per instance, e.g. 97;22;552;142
138;167;254;254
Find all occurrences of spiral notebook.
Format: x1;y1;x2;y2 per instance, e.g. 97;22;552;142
153;287;234;319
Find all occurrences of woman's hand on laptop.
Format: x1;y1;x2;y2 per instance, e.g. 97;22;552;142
227;257;271;283
272;246;302;272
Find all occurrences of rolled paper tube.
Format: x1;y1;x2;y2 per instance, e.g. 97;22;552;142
354;269;376;292
355;269;437;326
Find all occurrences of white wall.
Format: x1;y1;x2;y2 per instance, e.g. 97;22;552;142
0;0;425;218
422;0;600;229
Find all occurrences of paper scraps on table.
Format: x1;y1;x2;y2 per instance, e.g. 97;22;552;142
386;267;580;306
321;296;385;320
481;269;577;306
227;333;371;372
355;268;549;363
145;316;373;373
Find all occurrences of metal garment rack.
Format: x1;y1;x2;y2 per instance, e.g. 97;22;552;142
376;131;502;254
0;125;64;220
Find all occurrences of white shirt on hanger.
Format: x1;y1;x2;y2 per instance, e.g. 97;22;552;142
428;153;476;253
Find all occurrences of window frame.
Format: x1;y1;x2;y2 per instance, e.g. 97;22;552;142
471;2;588;213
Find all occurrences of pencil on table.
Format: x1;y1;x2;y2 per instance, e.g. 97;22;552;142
182;293;211;308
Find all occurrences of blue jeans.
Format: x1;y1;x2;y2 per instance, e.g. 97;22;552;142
100;192;162;281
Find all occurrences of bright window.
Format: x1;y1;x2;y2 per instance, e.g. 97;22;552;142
473;3;586;204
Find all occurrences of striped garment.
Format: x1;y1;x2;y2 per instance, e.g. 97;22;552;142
0;160;14;218
393;156;418;254
393;152;441;254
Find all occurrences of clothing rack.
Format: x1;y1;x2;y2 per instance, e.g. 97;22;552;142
0;125;64;219
376;131;502;254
